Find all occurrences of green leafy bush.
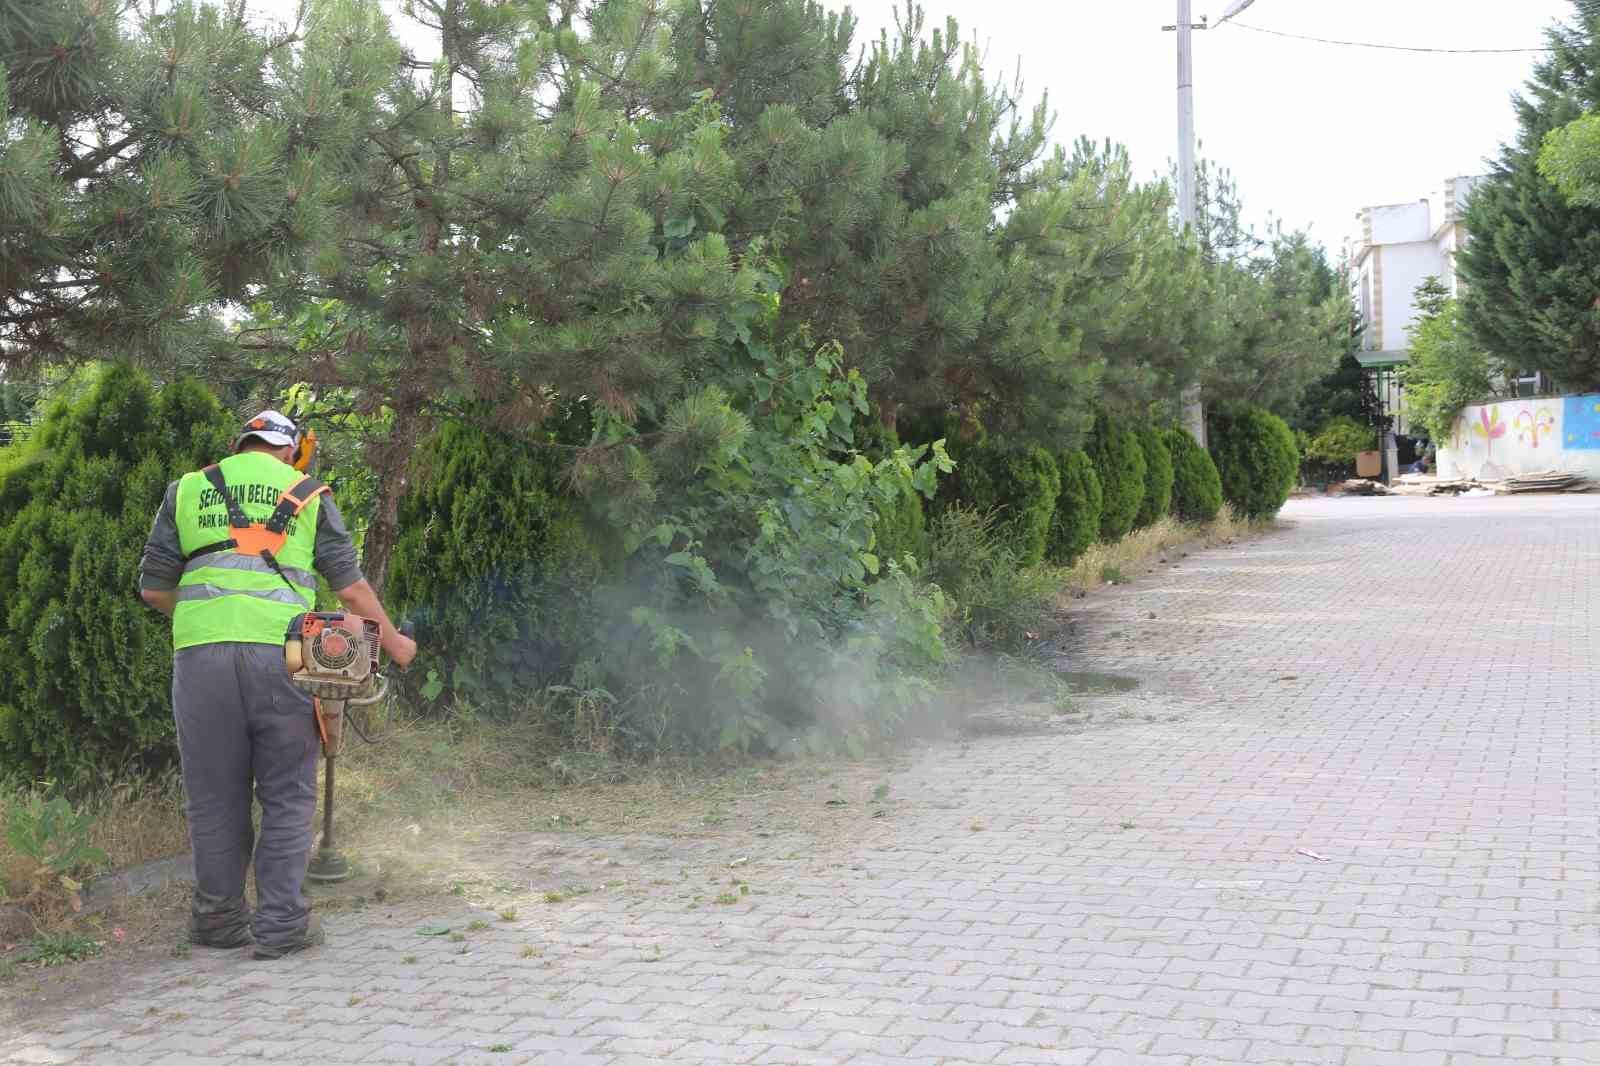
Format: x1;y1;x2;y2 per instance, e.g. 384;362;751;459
590;332;953;756
1166;427;1223;523
0;364;234;785
1133;427;1174;528
1088;411;1147;541
1047;449;1102;566
389;418;605;716
864;423;929;567
1400;290;1502;443
2;794;108;906
925;507;1062;651
1302;416;1373;483
1209;408;1299;519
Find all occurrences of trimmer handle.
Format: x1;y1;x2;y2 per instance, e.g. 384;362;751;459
392;619;416;672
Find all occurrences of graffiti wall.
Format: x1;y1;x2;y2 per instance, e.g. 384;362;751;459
1436;394;1600;480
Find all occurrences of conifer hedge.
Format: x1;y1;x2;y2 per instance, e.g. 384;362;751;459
1088;411;1147;541
1047;449;1102;566
388;419;606;715
1166;427;1224;523
950;441;1062;568
1134;427;1174;528
1209;408;1299;519
0;364;234;784
864;422;929;568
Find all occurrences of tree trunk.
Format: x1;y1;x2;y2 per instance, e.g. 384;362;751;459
360;415;421;598
361;0;457;598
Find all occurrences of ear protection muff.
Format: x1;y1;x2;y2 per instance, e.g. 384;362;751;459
290;424;317;473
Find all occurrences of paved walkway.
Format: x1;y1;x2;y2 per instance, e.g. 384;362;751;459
6;495;1599;1065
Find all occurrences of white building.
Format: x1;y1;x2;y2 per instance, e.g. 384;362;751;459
1346;176;1486;437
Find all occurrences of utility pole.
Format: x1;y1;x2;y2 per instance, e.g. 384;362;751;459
1175;0;1205;447
1168;0;1255;449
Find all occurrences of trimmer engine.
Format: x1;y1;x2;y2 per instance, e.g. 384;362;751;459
285;611;381;701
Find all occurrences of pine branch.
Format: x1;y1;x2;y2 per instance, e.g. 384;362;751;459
60;132;141;182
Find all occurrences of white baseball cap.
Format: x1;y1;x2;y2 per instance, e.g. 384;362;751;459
235;410;299;450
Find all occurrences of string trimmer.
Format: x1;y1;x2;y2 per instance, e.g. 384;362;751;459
283;611;410;883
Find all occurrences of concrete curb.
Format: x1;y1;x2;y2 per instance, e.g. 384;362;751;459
0;852;195;936
80;853;194;912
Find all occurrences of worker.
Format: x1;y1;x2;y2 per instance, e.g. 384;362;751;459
138;410;415;959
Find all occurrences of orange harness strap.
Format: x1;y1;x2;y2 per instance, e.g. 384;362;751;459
184;469;332;589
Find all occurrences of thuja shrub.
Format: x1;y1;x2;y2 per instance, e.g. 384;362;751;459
1047;449;1101;566
1088;410;1146;541
1209;408;1299;519
1134;426;1174;528
0;363;235;785
389;418;605;716
1166;427;1223;523
948;438;1061;568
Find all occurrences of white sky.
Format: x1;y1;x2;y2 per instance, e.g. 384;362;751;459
249;0;1575;257
841;0;1573;254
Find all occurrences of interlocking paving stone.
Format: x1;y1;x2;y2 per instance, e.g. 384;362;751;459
4;495;1599;1064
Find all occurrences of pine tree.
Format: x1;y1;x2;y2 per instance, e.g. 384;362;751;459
242;0;772;591
736;5;1057;438
1201;230;1348;420
1459;1;1600;390
0;0;337;371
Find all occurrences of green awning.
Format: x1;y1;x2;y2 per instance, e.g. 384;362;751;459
1356;349;1409;369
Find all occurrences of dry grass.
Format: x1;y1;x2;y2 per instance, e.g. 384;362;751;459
1060;505;1255;595
83;775;190;874
3;715;883;923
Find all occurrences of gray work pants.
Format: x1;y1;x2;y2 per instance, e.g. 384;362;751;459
172;642;319;946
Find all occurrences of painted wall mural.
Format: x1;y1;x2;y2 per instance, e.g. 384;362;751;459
1439;393;1600;480
1514;406;1555;448
1562;395;1600;450
1472;406;1507;457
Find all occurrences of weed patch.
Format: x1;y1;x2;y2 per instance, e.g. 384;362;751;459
24;931;101;966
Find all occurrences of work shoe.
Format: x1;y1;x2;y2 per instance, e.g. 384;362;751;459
191;922;253;949
251;916;325;960
189;892;252;949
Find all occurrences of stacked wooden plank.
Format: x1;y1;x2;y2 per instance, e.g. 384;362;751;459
1360;471;1594;496
1391;476;1472;496
1494;470;1594;494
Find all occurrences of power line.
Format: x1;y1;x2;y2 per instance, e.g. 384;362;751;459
1227;21;1550;55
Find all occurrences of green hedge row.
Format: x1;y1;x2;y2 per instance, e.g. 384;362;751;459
388;418;607;714
893;416;1228;570
0;363;1293;783
883;405;1297;569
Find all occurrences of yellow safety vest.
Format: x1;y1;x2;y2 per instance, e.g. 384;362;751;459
171;451;327;650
